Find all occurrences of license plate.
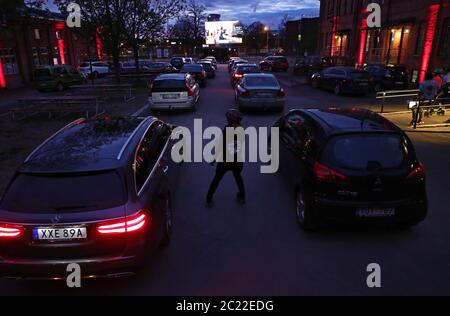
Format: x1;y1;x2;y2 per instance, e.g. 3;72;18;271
256;93;273;98
356;208;395;218
395;81;404;85
33;227;87;240
163;94;179;99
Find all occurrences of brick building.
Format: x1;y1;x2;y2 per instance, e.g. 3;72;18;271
0;9;100;90
319;0;450;83
284;18;320;57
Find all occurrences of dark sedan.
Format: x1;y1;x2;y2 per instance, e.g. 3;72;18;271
230;63;260;87
275;108;427;230
180;64;207;87
293;56;334;77
311;67;371;96
197;61;216;79
0;116;179;279
259;56;289;72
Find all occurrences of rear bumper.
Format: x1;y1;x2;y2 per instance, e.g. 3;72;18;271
238;98;285;110
0;255;140;279
313;197;427;226
149;98;196;110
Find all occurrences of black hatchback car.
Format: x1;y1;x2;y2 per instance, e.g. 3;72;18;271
311;67;371;96
0;116;179;279
275;108;427;231
364;64;409;92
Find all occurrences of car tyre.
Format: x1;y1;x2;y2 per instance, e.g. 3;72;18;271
56;82;64;92
296;188;318;231
334;83;342;96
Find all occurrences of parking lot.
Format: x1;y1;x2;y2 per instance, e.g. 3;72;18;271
0;64;449;295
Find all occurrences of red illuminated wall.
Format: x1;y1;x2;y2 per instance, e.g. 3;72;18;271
0;58;6;88
96;27;103;60
419;4;440;82
357;19;368;67
55;22;66;65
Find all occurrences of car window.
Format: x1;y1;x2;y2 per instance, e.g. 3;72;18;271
1;171;126;213
182;65;203;72
284;112;312;149
323;68;333;75
34;68;51;77
237;66;259;73
152;79;187;92
245;76;279;87
322;134;410;170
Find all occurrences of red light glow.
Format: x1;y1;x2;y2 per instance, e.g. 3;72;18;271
56;22;66;65
0;58;6;88
0;224;23;238
419;4;440;82
97;212;147;235
96;27;103;60
357;19;368;67
330;16;338;56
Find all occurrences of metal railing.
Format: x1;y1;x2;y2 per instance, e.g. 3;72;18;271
376;89;420;113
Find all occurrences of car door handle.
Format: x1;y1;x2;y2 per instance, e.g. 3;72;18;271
163;165;169;174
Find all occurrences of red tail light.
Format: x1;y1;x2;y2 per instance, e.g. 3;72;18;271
0;224;23;238
147;85;153;97
277;88;285;97
240;89;250;97
97;211;147;235
405;162;425;183
234;73;243;79
314;162;350;184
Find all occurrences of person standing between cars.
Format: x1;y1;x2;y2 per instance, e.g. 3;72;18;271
206;109;246;207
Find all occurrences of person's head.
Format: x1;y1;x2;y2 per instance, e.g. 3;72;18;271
226;109;242;125
433;69;443;77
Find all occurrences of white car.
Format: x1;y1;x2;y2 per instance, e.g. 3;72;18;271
78;61;110;78
148;73;200;111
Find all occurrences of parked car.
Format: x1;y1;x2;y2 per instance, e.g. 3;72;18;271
78;61;110;78
203;56;217;69
180;64;207;87
311;67;371;96
259;56;289;72
364;64;409;92
146;62;177;74
197;60;216;79
170;57;186;70
230;63;260;87
0;116;178;279
148;73;200;111
293;56;334;77
229;58;247;73
228;57;241;72
234;73;285;112
274;108;427;230
33;65;86;92
184;57;195;64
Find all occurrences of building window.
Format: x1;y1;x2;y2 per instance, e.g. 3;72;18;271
415;22;426;55
34;29;41;40
0;48;19;75
439;18;450;58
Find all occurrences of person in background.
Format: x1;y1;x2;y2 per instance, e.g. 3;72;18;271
432;69;444;88
411;72;439;126
443;68;450;84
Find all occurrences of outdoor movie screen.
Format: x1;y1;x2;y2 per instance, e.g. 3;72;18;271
205;21;243;45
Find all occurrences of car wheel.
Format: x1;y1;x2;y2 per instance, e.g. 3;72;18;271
311;79;319;89
160;192;173;247
334;83;342;96
56;82;64;92
296;188;318;231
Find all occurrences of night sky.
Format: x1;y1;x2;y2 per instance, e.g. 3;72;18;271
45;0;319;29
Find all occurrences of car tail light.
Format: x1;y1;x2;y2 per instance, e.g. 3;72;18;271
405;162;425;183
147;85;153;97
240;89;250;97
314;162;350;184
0;224;23;238
277;88;285;97
234;73;243;79
97;211;147;235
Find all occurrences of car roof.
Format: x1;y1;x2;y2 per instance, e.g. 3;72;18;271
20;117;155;174
155;73;188;80
301;108;402;135
236;64;258;67
243;73;276;78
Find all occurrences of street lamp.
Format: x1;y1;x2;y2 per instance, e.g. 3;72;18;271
263;25;269;53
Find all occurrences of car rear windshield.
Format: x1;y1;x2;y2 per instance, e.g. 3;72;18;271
237;66;259;73
1;171;126;213
246;76;279;87
198;63;212;70
152;79;187;92
34;69;51;77
322;134;410;171
79;62;90;67
350;71;370;80
182;65;203;72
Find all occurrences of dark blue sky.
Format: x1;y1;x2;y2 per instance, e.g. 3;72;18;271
45;0;320;29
